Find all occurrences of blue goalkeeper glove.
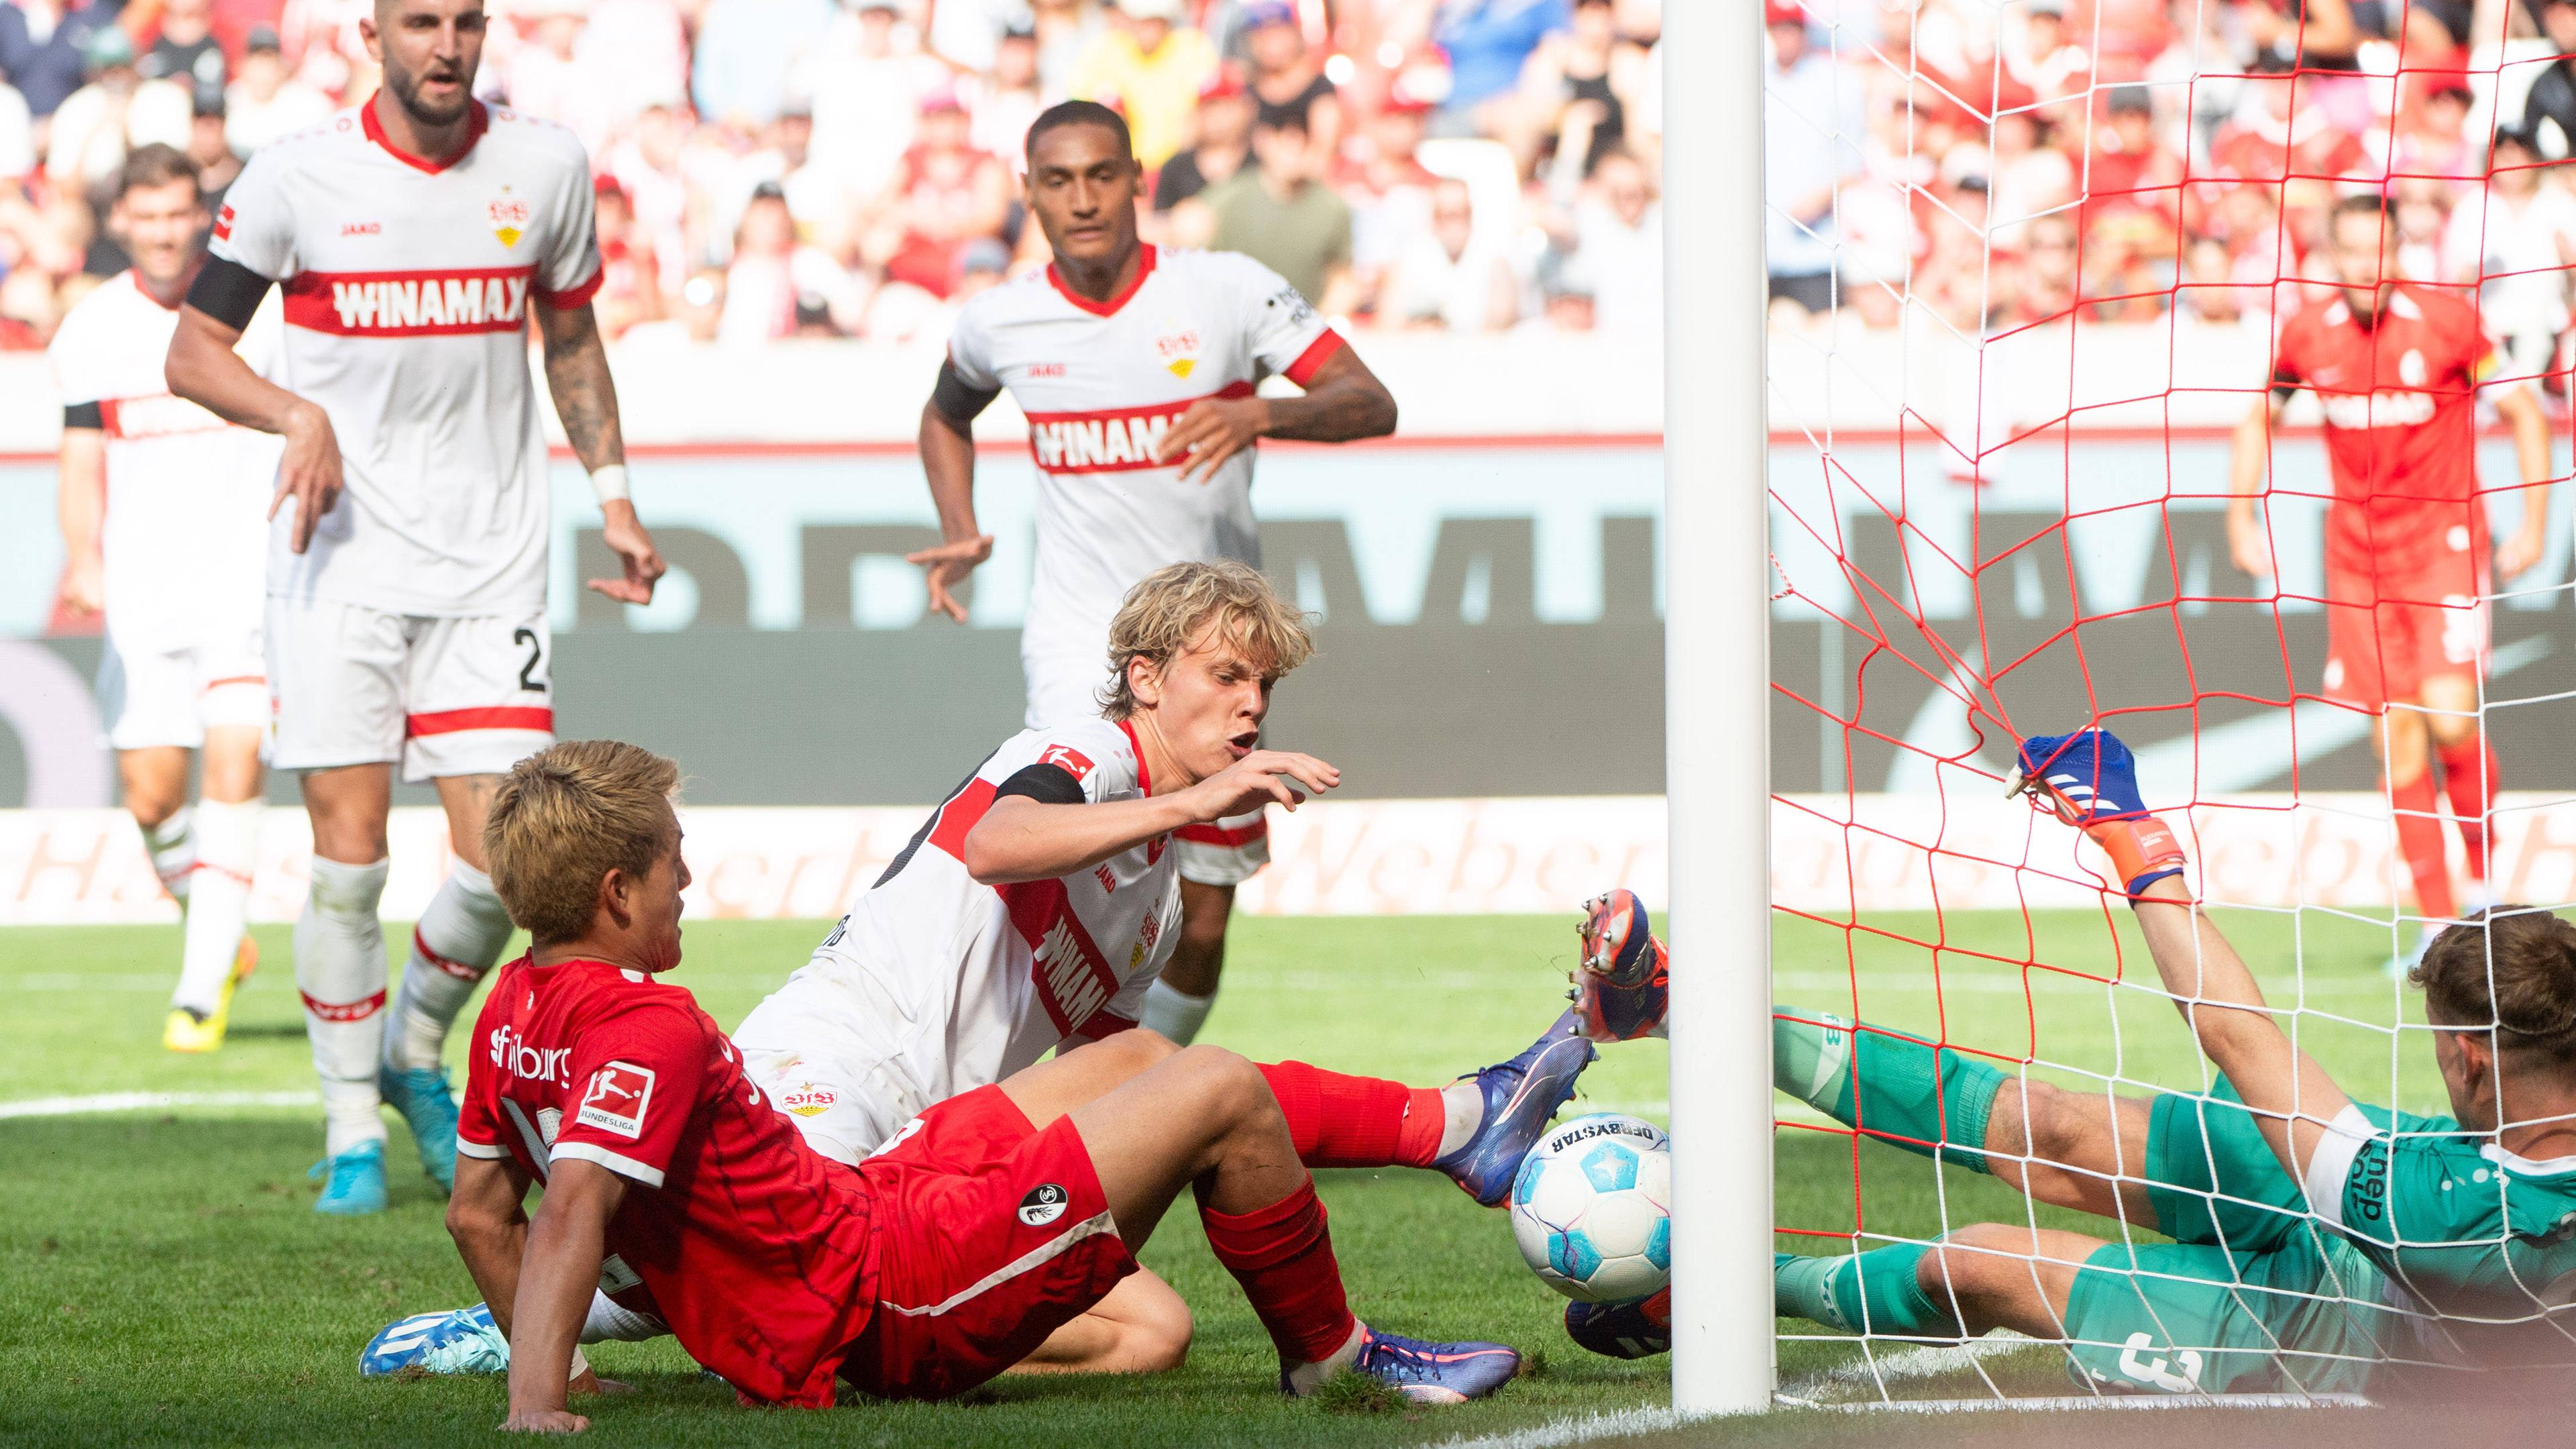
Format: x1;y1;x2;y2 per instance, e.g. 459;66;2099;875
2010;729;2187;898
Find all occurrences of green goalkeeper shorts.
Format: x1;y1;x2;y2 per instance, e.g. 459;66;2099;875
2059;1226;2399;1397
2143;1077;2314;1254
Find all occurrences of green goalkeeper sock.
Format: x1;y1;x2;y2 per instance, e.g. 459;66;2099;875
1774;1245;1961;1338
1773;1008;2002;1173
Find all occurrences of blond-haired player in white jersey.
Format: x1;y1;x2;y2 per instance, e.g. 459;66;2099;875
910;100;1398;1049
164;0;665;1216
50;144;284;1055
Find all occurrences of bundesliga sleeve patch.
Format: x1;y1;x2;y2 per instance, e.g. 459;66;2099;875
576;1061;656;1138
1038;744;1096;780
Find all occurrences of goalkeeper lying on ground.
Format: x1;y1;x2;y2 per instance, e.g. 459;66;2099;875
1573;728;2576;1395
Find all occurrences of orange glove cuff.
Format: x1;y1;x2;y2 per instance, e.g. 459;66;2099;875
2082;814;2187;896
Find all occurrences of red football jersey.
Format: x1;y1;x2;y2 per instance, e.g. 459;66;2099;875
2272;284;2496;574
457;956;877;1406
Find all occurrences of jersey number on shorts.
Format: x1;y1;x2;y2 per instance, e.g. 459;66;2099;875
514;627;546;694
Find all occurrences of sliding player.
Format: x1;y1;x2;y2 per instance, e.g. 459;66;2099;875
165;0;664;1213
50;145;280;1053
449;741;1527;1422
1611;729;2576;1393
910;99;1398;1048
370;561;1595;1381
2229;193;2555;955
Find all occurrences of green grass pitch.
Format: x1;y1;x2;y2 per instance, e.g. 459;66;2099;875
0;907;2441;1446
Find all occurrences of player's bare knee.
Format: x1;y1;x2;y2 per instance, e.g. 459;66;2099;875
1110;1026;1181;1070
1125;1289;1193;1373
1171;1045;1273;1129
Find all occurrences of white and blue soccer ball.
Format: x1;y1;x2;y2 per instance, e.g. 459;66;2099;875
1508;1112;1672;1303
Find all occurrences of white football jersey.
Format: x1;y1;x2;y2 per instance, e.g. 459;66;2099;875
945;244;1343;685
48;270;283;655
207;101;601;616
732;716;1181;1125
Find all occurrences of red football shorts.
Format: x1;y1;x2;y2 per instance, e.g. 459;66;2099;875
2321;527;2490;709
839;1085;1136;1401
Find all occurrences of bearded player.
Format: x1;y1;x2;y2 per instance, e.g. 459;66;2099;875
50;144;283;1053
909;99;1399;1049
2229;193;2555;960
165;0;666;1214
366;561;1597;1384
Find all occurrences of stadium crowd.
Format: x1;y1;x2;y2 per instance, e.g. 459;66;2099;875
1770;0;2576;360
0;0;1668;347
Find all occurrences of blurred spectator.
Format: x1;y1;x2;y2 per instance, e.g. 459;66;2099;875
1515;256;1593;333
860;89;1009;298
2006;0;2088;105
930;0;1032;74
1547;144;1657;333
690;0;830;128
1432;0;1568;140
141;0;228;106
800;0;947;204
582;0;690;119
720;179;865;341
2078;87;2183;243
2443;129;2576;385
593;174;665;339
1201;110;1355;315
223;25;329;156
2176;234;2251;326
1243;0;1337;168
1381;175;1515;330
604;101;692;287
0;74;30;176
1153;68;1250;213
1069;0;1213;170
187;91;238;198
866;231;1006;340
1338;89;1436;310
49;29;193;201
1031;0;1108;95
508;0;617;158
965;25;1044;170
1;256;56;345
1763;1;1860;317
1514;0;1625;180
2524;0;2576;162
0;0;116;118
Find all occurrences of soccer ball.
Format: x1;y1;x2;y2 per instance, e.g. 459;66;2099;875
1508;1113;1672;1303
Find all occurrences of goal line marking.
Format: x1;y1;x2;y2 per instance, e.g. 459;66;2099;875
0;1090;319;1120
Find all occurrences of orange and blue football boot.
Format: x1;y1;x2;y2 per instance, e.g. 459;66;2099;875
1573;889;1668;1042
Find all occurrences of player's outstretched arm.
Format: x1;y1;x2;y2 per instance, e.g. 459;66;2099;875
534;299;664;606
963;749;1340;885
2226;390;2286;581
54;423;105;616
2493;382;2555;580
167;296;343;555
447;1154;533;1340
1155;344;1398;484
502;1159;627;1434
909;374;996;624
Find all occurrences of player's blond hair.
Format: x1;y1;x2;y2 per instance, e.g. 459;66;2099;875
1099;560;1315;720
483;740;683;946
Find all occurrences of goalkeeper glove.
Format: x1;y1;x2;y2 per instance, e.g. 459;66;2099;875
2010;729;2186;898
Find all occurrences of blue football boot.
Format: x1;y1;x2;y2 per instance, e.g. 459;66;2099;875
311;1138;388;1216
379;1063;459;1195
1564;1287;1671;1360
1573;889;1668;1042
362;1304;508;1377
1285;1327;1520;1404
1432;1011;1597;1205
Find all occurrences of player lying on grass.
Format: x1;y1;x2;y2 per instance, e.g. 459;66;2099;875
1577;729;2576;1392
447;739;1525;1429
382;561;1596;1385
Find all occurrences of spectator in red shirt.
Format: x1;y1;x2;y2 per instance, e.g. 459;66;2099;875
1243;0;1338;174
591;174;662;340
863;89;1010;300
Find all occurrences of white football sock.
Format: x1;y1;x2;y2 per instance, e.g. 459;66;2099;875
144;806;196;906
1140;978;1217;1044
385;861;515;1073
580;1290;668;1344
171;799;261;1016
300;855;390;1157
1282;1320;1369;1394
1436;1080;1483;1159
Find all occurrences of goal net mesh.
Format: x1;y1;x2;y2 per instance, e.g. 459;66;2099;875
1760;0;2576;1405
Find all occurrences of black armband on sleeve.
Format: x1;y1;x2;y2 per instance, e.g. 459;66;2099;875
184;257;274;331
930;358;1002;427
994;762;1088;807
62;401;102;430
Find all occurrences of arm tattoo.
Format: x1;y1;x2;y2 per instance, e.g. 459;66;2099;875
538;302;625;472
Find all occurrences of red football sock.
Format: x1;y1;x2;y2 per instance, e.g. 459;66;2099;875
2437;735;2499;884
2390;770;2456;920
1258;1061;1446;1169
1200;1181;1357;1365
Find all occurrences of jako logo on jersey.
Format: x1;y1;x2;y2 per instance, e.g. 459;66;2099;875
488;1024;572;1085
1024;362;1066;378
281;266;536;337
1018;1183;1069;1226
1024;382;1254;474
341;221;381;237
1040;744;1095;780
576;1061;655;1138
2318;390;2438;429
780;1083;838;1118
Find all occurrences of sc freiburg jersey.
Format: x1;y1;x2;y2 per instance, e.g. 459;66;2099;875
456;956;877;1406
207;101;602;616
48;271;284;655
733;717;1181;1127
945;244;1342;669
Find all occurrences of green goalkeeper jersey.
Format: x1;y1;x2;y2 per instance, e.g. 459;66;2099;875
2307;1102;2576;1354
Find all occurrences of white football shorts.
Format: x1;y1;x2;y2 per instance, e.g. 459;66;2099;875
1023;640;1269;888
266;596;553;781
732;964;928;1167
97;626;269;752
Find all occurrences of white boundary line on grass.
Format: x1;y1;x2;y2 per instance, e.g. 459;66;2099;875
1432;1407;1695;1449
0;1090;319;1119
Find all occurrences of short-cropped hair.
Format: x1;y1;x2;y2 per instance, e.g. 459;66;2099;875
2413;907;2576;1067
118;143;198;201
484;740;682;947
1098;559;1314;720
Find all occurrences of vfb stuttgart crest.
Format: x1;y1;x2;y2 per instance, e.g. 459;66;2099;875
1155;329;1201;379
489;190;531;248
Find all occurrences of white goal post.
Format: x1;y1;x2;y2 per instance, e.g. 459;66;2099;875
1661;0;1778;1419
